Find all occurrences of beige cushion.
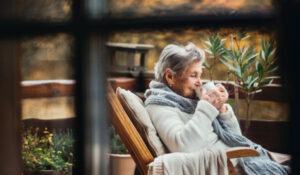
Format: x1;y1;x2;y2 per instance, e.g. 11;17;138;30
116;87;167;157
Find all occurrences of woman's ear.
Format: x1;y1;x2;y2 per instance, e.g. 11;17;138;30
165;68;176;87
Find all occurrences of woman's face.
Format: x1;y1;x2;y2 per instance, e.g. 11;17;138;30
169;61;203;99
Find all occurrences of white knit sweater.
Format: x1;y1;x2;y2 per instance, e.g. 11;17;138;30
146;100;242;161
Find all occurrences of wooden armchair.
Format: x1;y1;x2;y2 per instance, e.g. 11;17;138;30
107;83;259;175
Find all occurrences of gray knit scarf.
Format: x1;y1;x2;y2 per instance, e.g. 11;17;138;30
144;80;290;175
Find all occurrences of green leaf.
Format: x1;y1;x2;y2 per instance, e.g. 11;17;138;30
231;71;243;79
241;35;250;40
215;38;220;48
258;81;270;86
245;75;252;84
249;89;263;95
241;46;249;60
237;64;242;77
256;62;264;79
243;56;256;71
261;39;266;52
203;62;211;70
243;49;255;61
222;55;234;63
262;76;280;80
269;48;276;57
220;59;237;72
248;76;259;89
209;36;214;45
266;65;278;74
215;32;219;39
229;81;242;88
204;46;211;52
215;45;224;53
261;50;266;61
223;48;234;58
205;49;213;55
233;49;238;60
268;79;274;85
245;53;258;64
204;41;212;47
221;38;226;44
230;38;235;52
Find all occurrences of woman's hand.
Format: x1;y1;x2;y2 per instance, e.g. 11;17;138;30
200;84;228;112
215;84;228;103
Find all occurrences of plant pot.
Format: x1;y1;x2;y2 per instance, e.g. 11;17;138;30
108;154;136;175
23;169;72;175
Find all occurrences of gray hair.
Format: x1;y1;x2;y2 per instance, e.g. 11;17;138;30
154;42;205;82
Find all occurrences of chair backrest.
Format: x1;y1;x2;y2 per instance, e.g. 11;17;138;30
116;87;168;157
107;83;154;175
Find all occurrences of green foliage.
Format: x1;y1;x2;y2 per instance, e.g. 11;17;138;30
212;31;280;134
109;125;127;154
22;127;74;173
220;35;279;95
203;32;226;80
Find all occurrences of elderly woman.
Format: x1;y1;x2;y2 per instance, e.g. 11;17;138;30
144;43;290;175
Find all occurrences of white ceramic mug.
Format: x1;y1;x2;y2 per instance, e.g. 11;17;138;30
202;81;216;91
195;81;216;99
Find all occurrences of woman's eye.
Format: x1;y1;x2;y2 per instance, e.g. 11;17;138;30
190;74;196;78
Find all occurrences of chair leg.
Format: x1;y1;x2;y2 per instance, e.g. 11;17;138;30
227;159;236;175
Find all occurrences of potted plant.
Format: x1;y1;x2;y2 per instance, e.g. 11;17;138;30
22;127;74;175
108;125;136;175
219;32;279;135
204;31;279;135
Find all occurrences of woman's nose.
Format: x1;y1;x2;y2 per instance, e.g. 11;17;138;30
195;78;202;86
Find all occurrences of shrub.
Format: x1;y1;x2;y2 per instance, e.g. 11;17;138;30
22;127;74;173
109;125;127;154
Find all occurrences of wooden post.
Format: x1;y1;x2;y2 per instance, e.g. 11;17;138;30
0;40;22;175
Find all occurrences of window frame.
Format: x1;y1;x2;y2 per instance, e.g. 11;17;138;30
1;0;300;174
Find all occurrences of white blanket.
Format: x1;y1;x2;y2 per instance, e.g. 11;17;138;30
147;148;228;175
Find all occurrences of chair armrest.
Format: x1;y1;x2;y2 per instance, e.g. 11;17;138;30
226;147;260;159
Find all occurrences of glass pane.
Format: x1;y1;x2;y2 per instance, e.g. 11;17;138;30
107;27;290;156
109;0;275;18
109;27;277;79
21;33;75;174
107;27;287;121
22;0;72;22
22;33;74;80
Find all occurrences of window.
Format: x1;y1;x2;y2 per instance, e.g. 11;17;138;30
1;0;300;174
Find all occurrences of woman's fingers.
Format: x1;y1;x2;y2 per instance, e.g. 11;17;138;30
204;88;228;110
201;86;228;110
216;84;226;92
208;88;221;97
200;88;207;98
216;84;228;102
